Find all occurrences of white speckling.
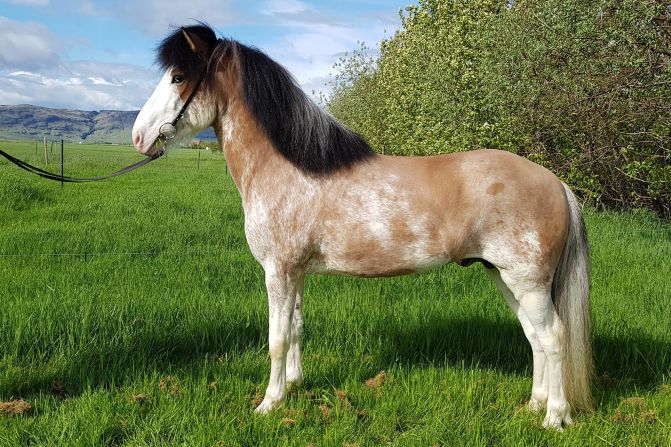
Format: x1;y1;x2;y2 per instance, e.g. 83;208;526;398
221;115;235;142
523;231;541;254
360;190;392;244
403;215;432;261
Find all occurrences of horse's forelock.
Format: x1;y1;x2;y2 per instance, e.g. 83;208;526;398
156;23;218;74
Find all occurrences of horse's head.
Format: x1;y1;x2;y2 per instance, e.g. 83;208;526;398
132;25;220;156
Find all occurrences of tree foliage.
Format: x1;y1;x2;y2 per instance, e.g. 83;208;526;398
327;0;671;217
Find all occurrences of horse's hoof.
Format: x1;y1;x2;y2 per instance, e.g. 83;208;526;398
527;397;545;413
254;398;282;414
542;402;572;431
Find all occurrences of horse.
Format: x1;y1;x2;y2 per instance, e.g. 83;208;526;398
131;24;593;430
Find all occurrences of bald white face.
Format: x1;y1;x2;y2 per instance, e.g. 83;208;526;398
132;68;215;155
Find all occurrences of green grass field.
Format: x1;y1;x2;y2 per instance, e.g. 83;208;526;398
0;141;670;446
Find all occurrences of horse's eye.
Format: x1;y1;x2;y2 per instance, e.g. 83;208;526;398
171;74;185;84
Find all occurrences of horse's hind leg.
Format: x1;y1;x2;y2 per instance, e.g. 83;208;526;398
286;277;304;387
485;268;549;412
255;264;300;414
498;268;571;430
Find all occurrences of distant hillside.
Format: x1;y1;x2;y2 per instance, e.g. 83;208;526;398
0;104;216;144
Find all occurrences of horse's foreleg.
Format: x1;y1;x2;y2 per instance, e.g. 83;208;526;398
286;277;304;387
486;269;549;411
255;265;299;414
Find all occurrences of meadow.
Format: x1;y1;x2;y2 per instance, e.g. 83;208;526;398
0;141;669;446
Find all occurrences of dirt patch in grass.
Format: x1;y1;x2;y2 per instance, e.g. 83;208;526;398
611;396;659;424
0;399;32;416
251;393;264;408
364;370;386;389
281;417;297;426
159;376;181;396
335;390;352;409
132;394;150;403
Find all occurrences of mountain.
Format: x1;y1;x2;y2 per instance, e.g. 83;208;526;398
0;104;216;143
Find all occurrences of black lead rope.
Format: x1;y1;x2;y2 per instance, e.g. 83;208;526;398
0;148;164;183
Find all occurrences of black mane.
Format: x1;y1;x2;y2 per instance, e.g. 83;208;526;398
234;43;376;174
157;24;376;175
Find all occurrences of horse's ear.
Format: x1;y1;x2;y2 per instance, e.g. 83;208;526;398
181;28;210;60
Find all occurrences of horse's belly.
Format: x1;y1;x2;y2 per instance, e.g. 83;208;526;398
307;242;450;277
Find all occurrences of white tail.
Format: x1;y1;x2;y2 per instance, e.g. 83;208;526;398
553;183;594;411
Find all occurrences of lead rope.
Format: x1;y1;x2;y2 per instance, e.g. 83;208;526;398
0;147;164;183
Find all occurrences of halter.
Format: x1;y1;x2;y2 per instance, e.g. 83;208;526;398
155;31;220;147
156;70;207;147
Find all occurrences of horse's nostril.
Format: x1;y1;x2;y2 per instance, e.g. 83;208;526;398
132;131;142;148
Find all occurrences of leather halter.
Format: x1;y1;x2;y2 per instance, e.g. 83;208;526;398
156;71;207;147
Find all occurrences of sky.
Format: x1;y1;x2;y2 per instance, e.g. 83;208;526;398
0;0;415;111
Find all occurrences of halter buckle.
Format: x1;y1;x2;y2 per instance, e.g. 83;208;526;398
158;122;177;142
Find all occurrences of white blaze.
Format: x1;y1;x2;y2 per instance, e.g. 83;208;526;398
132;71;180;154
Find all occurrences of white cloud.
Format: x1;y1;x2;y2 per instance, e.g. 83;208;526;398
0;16;62;71
263;0;309;15
255;3;397;99
45;0;237;36
0;61;158;110
88;76;119;86
111;0;237;36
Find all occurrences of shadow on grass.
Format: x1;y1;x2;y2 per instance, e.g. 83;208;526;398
4;313;669;403
380;315;669;384
2;318;266;400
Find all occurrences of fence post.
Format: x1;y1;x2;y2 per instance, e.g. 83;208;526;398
43;136;48;164
60;140;64;189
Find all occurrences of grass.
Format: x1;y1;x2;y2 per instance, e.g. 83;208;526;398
0;141;670;446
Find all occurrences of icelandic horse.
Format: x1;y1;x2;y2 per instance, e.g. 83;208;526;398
132;25;593;430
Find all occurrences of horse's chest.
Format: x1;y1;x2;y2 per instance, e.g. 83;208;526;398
243;203;274;260
242;200;312;266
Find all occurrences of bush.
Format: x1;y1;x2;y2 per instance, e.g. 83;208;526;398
327;0;671;217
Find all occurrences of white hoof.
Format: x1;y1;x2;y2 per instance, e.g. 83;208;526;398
542;401;572;431
254;397;283;414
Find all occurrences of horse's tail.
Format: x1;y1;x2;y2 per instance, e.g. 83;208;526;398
552;183;594;411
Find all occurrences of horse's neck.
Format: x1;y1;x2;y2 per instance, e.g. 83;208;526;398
215;103;302;205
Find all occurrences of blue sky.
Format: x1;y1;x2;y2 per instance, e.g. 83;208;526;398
0;0;415;111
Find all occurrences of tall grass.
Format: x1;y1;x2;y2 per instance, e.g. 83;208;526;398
0;142;669;446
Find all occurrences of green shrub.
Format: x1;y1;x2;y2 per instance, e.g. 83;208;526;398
328;0;671;218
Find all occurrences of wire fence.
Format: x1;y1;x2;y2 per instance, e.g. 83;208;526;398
0;248;241;260
1;227;669;262
0;139;228;180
